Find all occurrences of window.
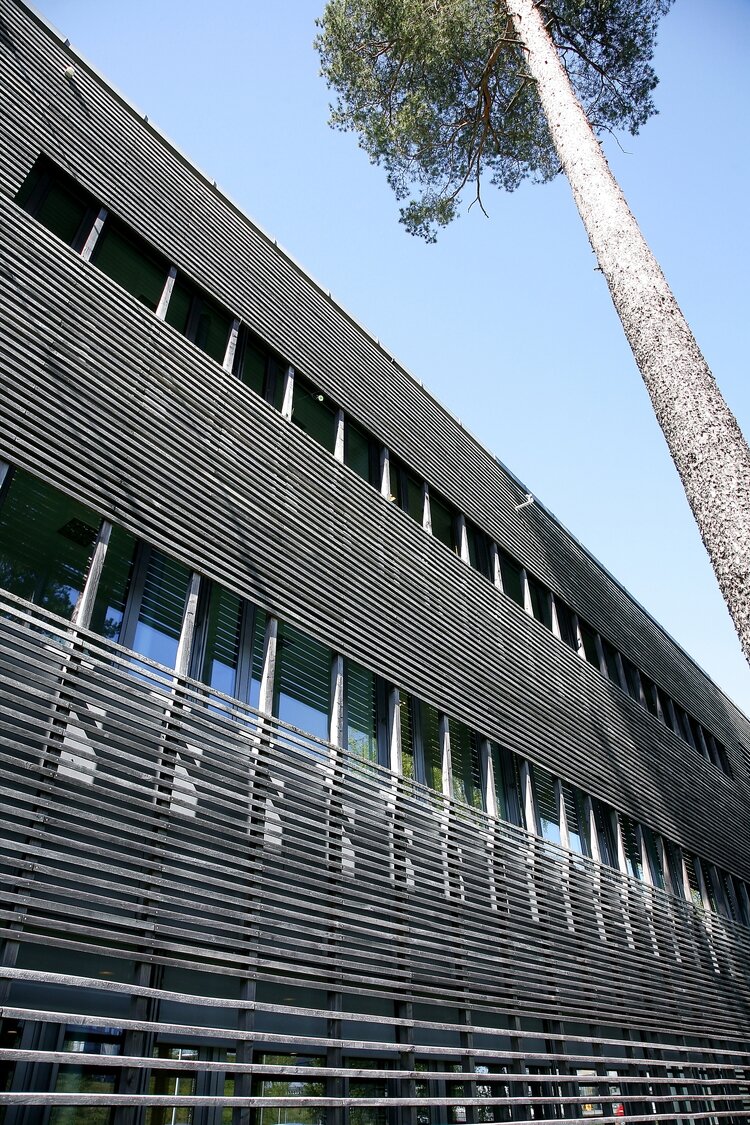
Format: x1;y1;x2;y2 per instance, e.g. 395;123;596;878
90;216;170;310
555;598;578;650
448;718;483;809
657;688;677;731
490;743;524;827
291;373;338;454
621;655;641;702
399;692;417;782
527;575;552;630
641;824;665;889
618;813;643;880
389;454;424;522
429;490;458;551
601;638;621;685
17;155;98;250
578;620;601;668
345;659;386;764
497;547;524;606
233;327;286;409
345;418;380;487
191;582;265;709
591;798;617;868
532;765;561;845
165;272;232;363
561;782;590;856
50;1028;121;1125
0;467;101;621
466;520;493;580
641;674;659;717
89;523;138;640
418;700;443;792
274;621;332;743
253;1055;326;1125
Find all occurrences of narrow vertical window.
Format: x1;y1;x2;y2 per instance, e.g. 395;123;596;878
497;548;524;606
490;743;524;827
0;468;102;621
389;455;424;523
89;524;138;641
465;521;493;580
448;718;482;809
345;659;382;764
601;638;621;684
428;491;458;552
274;621;332;743
555;599;578;650
418;700;442;793
291;374;338;454
618;813;643;880
657;688;677;732
233;328;286;409
527;575;553;630
561;782;590;856
591;798;617;868
621;655;641;702
578;620;601;668
344;419;380;487
120;547;192;669
399;693;417;782
641;674;660;718
641;824;665;890
531;764;561;845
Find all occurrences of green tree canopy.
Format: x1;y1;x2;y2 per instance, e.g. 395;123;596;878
316;0;672;239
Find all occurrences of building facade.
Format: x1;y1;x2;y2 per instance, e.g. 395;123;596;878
1;2;750;1122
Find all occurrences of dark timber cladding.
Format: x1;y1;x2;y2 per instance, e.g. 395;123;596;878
2;0;750;1122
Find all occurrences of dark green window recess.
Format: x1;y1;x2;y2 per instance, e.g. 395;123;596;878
497;547;524;607
618;812;643;880
429;490;458;552
234;326;287;410
345;418;380;487
466;520;493;580
621;655;642;701
561;781;590;856
165;273;232;363
418;700;443;793
274;620;332;743
90;217;170;311
527;574;552;630
555;599;578;650
389;454;424;523
291;374;338;454
601;638;621;684
0;466;101;621
592;798;617;868
399;692;417;782
16;155;98;250
578;620;601;667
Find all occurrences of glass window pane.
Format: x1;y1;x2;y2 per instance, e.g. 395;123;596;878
419;700;442;792
592;798;616;868
429;492;456;551
90;218;169;310
562;782;590;856
555;599;578;649
490;743;524;827
601;639;621;684
658;688;677;731
400;693;416;781
528;576;552;629
236;333;268;396
467;522;492;580
193;294;232;363
275;621;331;742
578;620;600;667
198;584;244;697
346;659;378;763
131;549;191;668
449;718;482;809
89;523;138;641
532;765;560;844
641;674;659;717
497;548;523;606
165;275;193;335
621;655;641;701
292;375;337;453
345;420;378;486
618;813;643;880
0;468;100;620
641;824;665;889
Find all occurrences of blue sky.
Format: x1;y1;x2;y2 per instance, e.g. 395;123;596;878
35;0;750;714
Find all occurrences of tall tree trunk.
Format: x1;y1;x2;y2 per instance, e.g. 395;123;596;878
505;0;750;667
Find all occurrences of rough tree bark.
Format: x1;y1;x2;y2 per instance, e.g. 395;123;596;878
505;0;750;665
